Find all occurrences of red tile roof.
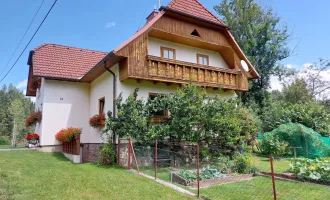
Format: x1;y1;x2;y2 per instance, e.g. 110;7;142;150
168;0;225;25
32;44;107;79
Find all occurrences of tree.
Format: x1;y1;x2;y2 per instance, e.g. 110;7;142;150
214;0;291;106
281;78;313;104
9;99;26;144
302;58;330;100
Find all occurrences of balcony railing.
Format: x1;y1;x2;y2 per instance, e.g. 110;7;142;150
147;55;248;91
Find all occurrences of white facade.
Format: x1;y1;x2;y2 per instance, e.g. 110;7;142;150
37;80;90;146
148;37;229;69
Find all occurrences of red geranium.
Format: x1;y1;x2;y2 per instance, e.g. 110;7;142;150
26;133;39;141
25;111;42;126
89;114;106;129
55;127;81;143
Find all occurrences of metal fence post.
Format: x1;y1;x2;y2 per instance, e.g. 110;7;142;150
117;138;121;166
196;143;200;198
155;139;158;180
270;154;277;200
128;138;131;170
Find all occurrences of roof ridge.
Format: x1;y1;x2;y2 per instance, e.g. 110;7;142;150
193;0;225;24
34;43;108;54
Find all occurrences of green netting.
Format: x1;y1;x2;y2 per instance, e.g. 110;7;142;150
259;123;330;158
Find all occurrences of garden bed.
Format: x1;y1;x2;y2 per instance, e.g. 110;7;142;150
171;172;254;188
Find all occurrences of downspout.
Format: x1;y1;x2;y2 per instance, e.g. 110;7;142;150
103;60;116;147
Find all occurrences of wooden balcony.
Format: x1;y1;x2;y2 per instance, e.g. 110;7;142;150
146;55;248;91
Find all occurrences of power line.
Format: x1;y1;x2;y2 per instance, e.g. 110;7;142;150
0;0;58;83
0;0;45;78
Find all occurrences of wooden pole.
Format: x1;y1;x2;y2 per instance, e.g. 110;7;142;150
130;140;140;173
128;139;131;170
270;154;277;200
196;144;200;198
117;138;121;166
155;139;158;180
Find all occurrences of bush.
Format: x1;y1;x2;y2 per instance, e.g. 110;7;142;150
98;142;115;166
217;155;235;173
262;102;330;136
0;136;10;145
259;133;289;157
232;153;257;173
178;166;226;183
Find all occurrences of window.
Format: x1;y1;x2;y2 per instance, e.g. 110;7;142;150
197;54;209;66
191;29;201;37
149;93;168;122
99;97;105;115
161;47;176;60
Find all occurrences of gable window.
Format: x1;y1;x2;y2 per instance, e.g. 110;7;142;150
99;97;105;115
149;93;168;122
191;29;201;37
197;54;209;66
161;46;176;60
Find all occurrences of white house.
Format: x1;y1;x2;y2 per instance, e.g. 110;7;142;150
26;0;259;163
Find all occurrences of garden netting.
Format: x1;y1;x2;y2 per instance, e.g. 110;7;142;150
259;123;330;158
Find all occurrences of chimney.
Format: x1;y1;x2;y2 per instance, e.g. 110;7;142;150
146;8;158;23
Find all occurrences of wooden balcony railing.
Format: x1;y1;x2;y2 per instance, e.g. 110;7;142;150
147;55;248;91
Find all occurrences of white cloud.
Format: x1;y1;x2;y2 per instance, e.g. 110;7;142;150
270;62;330;94
16;79;27;90
105;22;116;29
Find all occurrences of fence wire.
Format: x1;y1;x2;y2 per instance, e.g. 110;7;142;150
117;139;330;200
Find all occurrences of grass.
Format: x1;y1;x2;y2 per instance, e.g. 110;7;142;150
200;176;330;200
251;154;291;173
0;144;25;149
0;150;195;200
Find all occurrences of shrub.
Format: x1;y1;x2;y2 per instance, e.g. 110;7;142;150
217;155;235;173
89;114;106;129
289;158;330;182
0;136;10;145
25;111;42;126
232;153;257;173
55;127;81;143
259;133;289;157
98;142;115;166
26;133;40;141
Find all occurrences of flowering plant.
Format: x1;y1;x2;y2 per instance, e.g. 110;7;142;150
55;127;82;143
89;114;105;129
25;111;42;126
26;133;40;141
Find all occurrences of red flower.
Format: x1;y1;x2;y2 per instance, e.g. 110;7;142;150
25;111;42;127
89;114;106;128
26;133;39;140
55;127;81;143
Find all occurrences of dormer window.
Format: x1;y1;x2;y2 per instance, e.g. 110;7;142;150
161;46;176;60
197;54;209;66
191;29;201;37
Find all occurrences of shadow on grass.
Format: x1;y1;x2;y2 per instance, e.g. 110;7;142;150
50;152;70;161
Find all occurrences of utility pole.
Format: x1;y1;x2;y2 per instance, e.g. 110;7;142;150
158;0;161;9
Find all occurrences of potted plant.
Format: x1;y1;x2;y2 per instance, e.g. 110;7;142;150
25;111;42;127
26;133;40;147
55;127;82;143
89;114;106;129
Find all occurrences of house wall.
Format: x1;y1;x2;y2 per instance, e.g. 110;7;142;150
40;80;90;146
148;37;229;69
34;78;45;137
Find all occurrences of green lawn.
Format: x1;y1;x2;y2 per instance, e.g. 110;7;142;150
0;151;195;200
251;154;291;173
0;144;25;149
200;176;330;200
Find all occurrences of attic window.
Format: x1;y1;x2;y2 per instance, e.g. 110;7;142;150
191;29;201;37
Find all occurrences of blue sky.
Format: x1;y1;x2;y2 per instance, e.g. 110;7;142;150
1;0;329;92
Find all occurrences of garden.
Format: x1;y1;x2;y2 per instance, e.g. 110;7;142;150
98;83;330;199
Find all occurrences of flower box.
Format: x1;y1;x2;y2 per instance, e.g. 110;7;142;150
25;111;42;126
26;133;40;148
89;114;105;129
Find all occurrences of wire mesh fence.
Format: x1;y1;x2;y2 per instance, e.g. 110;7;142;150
117;138;330;200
